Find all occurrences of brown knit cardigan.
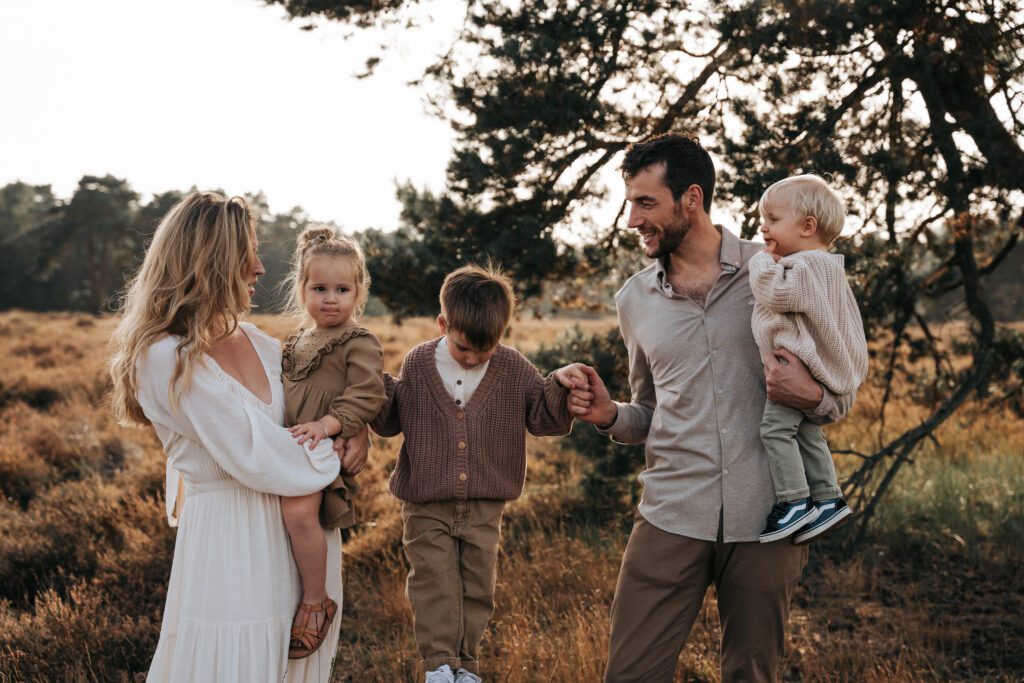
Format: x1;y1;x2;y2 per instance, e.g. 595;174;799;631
371;338;573;503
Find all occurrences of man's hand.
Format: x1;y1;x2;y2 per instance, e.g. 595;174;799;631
566;365;617;429
764;348;824;410
335;428;369;475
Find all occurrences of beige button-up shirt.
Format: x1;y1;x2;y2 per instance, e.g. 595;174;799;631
603;227;853;542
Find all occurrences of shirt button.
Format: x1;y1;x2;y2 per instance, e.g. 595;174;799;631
456;379;462;385
458;441;467;449
717;388;724;394
712;350;718;356
458;473;468;482
455;399;462;405
720;428;727;434
456;411;465;419
723;468;730;475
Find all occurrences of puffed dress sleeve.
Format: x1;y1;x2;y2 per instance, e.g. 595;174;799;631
328;333;387;439
137;336;341;499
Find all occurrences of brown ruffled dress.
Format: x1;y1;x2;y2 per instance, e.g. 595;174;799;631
282;325;387;528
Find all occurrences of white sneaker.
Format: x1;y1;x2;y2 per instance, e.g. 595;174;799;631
454;669;482;683
425;664;456;683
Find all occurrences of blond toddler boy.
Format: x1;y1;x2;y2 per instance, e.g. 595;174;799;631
750;174;869;544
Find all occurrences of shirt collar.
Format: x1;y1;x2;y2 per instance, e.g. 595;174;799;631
653;225;742;289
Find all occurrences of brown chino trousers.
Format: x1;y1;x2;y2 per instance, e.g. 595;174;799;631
401;499;505;674
604;514;808;683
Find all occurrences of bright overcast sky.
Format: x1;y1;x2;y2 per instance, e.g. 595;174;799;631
0;0;463;231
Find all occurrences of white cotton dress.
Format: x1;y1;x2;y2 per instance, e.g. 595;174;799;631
137;323;343;683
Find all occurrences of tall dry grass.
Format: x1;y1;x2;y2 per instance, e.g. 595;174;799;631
0;312;1021;682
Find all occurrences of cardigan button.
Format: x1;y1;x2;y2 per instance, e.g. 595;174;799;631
458;473;468;482
458;441;466;449
456;411;465;419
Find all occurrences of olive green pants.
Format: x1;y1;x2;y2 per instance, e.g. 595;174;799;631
760;400;842;503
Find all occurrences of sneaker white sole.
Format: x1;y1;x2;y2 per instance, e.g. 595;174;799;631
793;506;853;545
758;506;820;543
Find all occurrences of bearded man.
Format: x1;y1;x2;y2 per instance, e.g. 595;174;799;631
566;133;855;682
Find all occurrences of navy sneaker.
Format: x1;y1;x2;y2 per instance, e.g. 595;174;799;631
793;498;853;545
758;497;819;543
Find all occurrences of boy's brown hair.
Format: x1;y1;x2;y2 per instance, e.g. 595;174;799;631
439;264;515;350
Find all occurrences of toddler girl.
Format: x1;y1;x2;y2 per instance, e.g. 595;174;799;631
280;226;386;658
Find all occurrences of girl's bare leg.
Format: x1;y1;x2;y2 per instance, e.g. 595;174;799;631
281;492;328;604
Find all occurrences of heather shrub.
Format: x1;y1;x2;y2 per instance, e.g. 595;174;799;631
2;313;1022;681
0;583;159;682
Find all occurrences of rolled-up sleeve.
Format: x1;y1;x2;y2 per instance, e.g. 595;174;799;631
806;386;855;425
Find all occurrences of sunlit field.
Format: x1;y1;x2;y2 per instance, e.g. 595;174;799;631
1;312;1021;682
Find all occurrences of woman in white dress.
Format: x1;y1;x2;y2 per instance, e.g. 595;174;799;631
109;192;365;682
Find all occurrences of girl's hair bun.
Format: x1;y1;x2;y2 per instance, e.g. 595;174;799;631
298;226;335;251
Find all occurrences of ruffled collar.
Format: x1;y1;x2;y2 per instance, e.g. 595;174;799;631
282;324;372;381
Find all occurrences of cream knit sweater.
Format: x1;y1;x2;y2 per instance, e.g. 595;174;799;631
749;250;868;395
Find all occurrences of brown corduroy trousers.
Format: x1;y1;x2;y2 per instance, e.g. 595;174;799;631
401;499;505;674
604;514;808;683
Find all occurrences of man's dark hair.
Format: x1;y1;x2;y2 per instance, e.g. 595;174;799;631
621;133;716;212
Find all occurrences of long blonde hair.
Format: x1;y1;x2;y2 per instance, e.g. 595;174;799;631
283;225;371;324
109;192;259;426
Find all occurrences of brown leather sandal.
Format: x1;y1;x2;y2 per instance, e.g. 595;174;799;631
288;597;338;659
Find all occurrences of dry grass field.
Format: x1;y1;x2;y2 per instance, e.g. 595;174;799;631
1;311;1022;682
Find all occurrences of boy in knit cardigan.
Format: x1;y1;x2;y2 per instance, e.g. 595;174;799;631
371;264;578;683
750;174;868;544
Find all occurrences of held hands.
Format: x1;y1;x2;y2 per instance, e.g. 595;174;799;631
557;363;617;428
764;348;824;410
555;362;591;391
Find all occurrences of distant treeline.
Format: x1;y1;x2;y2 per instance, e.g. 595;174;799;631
0;176;323;315
1;175;1020;321
0;176;636;319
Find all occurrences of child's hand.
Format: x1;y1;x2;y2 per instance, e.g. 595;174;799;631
762;246;783;263
555;363;591;391
289;420;330;448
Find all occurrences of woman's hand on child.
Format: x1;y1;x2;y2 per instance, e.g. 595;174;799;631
289;421;329;448
336;428;369;475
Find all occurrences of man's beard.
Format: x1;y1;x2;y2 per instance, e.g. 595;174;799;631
651;205;690;259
